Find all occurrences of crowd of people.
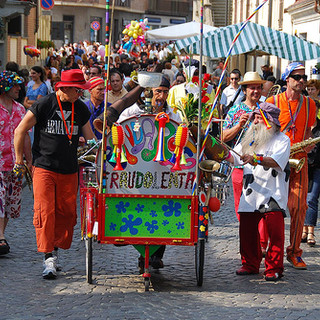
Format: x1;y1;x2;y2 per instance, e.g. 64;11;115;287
0;40;320;283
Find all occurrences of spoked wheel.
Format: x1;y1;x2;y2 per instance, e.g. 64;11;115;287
195;239;205;286
85;237;93;284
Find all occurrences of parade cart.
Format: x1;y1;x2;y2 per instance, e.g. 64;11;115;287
79;113;230;291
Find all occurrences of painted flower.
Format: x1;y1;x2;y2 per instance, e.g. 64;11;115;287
120;214;142;235
176;222;185;230
149;210;157;218
109;222;116;231
145;220;159;234
115;201;130;213
135;204;144;213
162;200;182;217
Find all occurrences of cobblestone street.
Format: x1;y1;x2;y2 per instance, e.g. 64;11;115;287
1;185;320;320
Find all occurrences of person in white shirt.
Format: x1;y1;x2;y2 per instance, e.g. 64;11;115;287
226;102;291;281
220;69;244;116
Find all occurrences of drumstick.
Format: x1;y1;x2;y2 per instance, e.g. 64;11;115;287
215;137;242;158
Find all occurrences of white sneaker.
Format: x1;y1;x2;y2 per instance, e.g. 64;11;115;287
52;249;62;271
42;257;57;279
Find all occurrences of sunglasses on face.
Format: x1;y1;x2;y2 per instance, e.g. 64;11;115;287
230;77;239;81
72;87;84;94
289;74;307;81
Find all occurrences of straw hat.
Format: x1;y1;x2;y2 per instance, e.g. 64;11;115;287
238;71;266;85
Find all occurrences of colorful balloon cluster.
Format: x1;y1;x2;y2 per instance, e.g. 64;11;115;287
121;19;148;52
23;46;41;58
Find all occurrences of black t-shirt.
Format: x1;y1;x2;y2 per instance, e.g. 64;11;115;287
29;93;91;174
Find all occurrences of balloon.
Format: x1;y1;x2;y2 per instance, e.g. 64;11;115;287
122;28;128;35
208;197;220;212
128;30;133;37
133;33;138;39
23;46;41;58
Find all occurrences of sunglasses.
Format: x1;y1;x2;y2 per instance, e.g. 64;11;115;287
72;87;84;94
230;77;240;81
289;74;307;81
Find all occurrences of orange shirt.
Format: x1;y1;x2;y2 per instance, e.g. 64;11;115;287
266;92;316;145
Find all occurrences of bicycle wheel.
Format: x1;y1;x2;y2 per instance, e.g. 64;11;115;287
86;237;93;284
195;239;205;286
85;192;94;284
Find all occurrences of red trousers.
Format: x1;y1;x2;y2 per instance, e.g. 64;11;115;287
232;168;269;249
287;163;308;258
239;211;284;275
33;167;78;253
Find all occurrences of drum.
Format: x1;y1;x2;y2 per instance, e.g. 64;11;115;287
212;161;232;179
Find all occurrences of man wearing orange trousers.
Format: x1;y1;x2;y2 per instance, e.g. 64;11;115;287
266;62;316;269
14;70;95;279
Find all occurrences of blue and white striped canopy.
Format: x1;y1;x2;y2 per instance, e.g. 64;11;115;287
174;22;320;61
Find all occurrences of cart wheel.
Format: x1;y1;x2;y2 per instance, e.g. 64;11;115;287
195;239;205;286
144;277;150;291
86;237;93;284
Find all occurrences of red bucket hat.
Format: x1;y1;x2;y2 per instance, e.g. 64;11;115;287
55;69;91;90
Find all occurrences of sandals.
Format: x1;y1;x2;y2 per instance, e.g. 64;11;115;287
307;233;316;247
301;231;308;243
0;239;10;255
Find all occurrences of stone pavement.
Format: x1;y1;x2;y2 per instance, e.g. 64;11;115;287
1;185;320;320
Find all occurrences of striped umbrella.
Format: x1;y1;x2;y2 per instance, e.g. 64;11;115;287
174;21;320;61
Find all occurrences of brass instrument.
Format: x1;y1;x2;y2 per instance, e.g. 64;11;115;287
289;158;305;173
288;136;320;173
266;85;281;99
290;136;320;155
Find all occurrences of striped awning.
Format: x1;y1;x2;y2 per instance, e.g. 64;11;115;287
174;22;320;61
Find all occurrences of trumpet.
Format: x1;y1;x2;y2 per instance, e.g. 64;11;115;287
289;158;305;173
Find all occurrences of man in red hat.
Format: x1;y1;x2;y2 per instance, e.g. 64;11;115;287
14;69;96;279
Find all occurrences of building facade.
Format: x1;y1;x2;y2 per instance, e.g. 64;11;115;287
44;0;192;49
0;0;37;70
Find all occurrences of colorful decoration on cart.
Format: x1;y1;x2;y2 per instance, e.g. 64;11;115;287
121;19;148;52
153;112;170;163
110;123;127;171
97;115;197;196
104;197;192;239
208;196;220;212
23;46;41;58
198;205;209;240
169;124;189;171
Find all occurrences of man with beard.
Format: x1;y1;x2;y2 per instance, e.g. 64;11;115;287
226;102;291;281
266;62;316;270
222;71;269;255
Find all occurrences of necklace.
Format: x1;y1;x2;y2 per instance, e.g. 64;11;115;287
285;92;303;140
56;93;74;145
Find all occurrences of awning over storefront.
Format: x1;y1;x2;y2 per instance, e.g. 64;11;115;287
146;21;217;41
173;21;320;61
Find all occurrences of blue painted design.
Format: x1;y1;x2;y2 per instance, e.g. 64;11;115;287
162;220;169;226
149;210;157;217
109;222;116;231
145;220;159;234
162;200;182;217
115;201;130;213
135;204;144;213
176;222;185;230
167;230;172;234
120;214;142;235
